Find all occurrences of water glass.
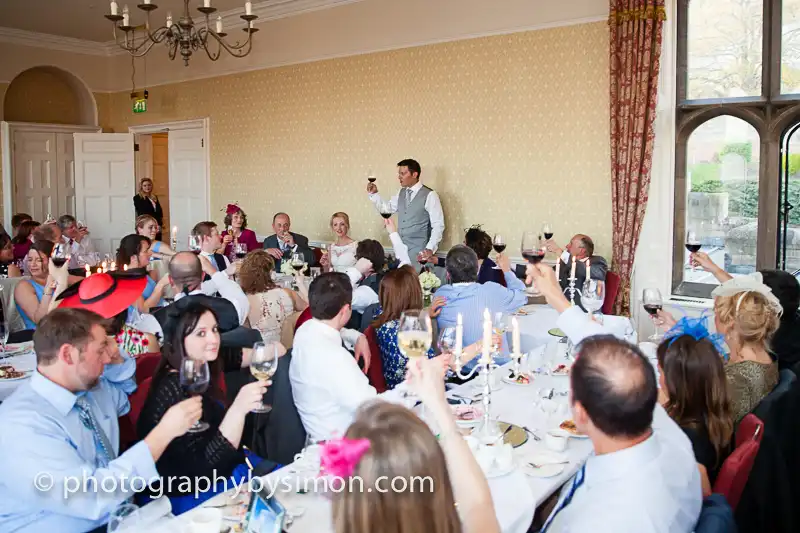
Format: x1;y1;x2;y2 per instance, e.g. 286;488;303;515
107;503;140;532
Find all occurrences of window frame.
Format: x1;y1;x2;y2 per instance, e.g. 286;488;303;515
673;0;800;297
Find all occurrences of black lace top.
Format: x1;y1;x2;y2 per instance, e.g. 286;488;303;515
136;353;244;496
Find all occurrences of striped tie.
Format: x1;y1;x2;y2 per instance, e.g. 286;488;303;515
75;395;115;468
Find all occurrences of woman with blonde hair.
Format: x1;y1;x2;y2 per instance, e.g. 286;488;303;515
135;214;175;259
321;211;357;273
239;250;308;344
133;177;164;240
326;356;499;533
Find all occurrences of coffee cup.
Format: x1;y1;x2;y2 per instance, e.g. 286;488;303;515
545;431;568;452
188;508;222;533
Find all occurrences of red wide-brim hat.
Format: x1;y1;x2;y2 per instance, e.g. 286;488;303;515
57;272;148;319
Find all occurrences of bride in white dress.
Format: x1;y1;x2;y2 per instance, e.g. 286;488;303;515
321;211;358;273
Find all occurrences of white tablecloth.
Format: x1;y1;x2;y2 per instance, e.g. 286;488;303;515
0;345;36;401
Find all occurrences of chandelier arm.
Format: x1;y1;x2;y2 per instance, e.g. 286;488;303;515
206;28;254;53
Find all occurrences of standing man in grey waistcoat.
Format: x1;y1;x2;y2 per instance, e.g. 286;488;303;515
366;159;446;272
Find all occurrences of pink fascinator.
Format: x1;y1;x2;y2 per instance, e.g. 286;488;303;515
224;203;241;215
320;438;371;478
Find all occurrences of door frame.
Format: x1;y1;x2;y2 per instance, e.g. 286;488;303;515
1;121;101;228
128;118;211;221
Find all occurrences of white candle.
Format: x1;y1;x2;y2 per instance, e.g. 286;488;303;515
455;313;463;357
555;259;560;279
570;256;577;280
102;261;107;270
215;15;223;33
144;0;150;4
110;1;118;15
166;12;172;27
585;257;591;284
85;264;91;278
204;0;211;7
171;226;178;249
512;316;520;356
110;261;117;271
245;1;252;15
123;264;129;271
122;5;129;26
482;308;491;362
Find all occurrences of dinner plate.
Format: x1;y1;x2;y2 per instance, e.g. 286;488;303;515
548;328;566;338
552;422;590;439
452;405;483;428
523;452;569;478
484;462;515;479
513;305;537;316
1;343;33;357
0;370;32;381
501;373;534;386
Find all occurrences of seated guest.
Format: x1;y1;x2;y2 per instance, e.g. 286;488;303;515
15;240;58;329
12;220;39;264
546;233;608;285
692;252;800;371
420;225;505;286
435;245;527;371
137;302;270;510
657;320;733;497
32;222;62;245
169;251;249;325
193;221;234;275
0;309;201;533
320;211;358;273
0;233;21;278
538;335;701;532
117;234;170;309
221;204;260;260
262;212;315;271
331;362;500;533
57;214;97;268
240;249;308;344
10;212;32;236
290;273;403;441
136;214;175;259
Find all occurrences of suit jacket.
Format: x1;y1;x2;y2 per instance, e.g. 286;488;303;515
262;232;315;271
133;194;164;226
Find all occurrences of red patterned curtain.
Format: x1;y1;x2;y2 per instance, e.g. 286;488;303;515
609;0;666;315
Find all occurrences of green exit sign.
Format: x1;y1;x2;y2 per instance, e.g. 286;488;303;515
133;98;147;114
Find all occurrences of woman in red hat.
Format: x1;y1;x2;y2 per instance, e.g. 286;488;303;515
222;204;259;261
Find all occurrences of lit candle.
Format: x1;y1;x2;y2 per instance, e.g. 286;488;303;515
455;313;463;357
570;256;577;280
166;12;173;27
122;5;129;26
144;0;150;4
245;1;252;15
585;257;591;284
482;308;491;362
85;264;91;278
110;261;116;271
98;267;104;274
110;0;118;15
215;15;223;33
123;264;128;271
512;316;520;356
171;226;178;250
204;0;211;7
555;258;560;280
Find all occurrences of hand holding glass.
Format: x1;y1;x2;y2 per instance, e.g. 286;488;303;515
250;342;278;413
179;358;210;433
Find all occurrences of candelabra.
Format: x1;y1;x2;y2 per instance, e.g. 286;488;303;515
452;351;500;441
565;275;582;305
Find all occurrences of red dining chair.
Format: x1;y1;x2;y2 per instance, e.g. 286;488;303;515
602;271;621;315
135;352;162;384
712;413;764;511
311;247;324;266
119;376;154;450
363;326;388;393
294;307;313;333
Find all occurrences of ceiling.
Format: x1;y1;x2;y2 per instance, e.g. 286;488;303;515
0;0;279;42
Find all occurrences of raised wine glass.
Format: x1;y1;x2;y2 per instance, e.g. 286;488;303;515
233;242;248;260
107;503;141;533
642;288;664;341
179;358;210;433
290;252;306;273
50;242;69;269
250;342;278;414
521;231;546;265
491;234;506;269
367;169;376;183
378;201;393;220
188;235;201;253
685;230;701;272
582;279;605;322
542;222;554;241
397;310;433;404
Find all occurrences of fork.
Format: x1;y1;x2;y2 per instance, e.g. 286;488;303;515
528;460;569;468
521;426;541;441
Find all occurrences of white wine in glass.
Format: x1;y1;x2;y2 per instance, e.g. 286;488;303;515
250;342;278;413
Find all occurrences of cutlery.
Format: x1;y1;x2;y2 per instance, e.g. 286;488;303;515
528;460;569;469
521;426;541;441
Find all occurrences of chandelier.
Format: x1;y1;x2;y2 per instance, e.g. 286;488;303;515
105;0;259;66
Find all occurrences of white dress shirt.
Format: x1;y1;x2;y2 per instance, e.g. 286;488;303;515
63;235;97;268
368;181;445;252
344;232;411;314
199;250;231;272
545;404;702;533
290;319;406;440
174;271;250;325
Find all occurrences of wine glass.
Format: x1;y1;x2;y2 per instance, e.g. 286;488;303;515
367;169;376;183
290;252;306;274
582;279;605;322
233;242;248;260
397;310;433;404
542;222;554;242
188;234;201;253
250;342;278;414
642;288;664;341
51;242;69;269
107;503;140;533
491;234;506;269
0;294;7;357
378;201;393;220
492;312;508;355
521;232;545;265
685;230;701;272
179;358;210;433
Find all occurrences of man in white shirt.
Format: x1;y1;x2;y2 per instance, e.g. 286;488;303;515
193;221;231;273
527;264;702;533
366;159;445;270
290;272;404;441
57;215;98;268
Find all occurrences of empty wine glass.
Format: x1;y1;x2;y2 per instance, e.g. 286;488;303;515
179;358;210;433
188;234;201;253
642;288;664;341
491;234;505;269
582;279;605;322
107;503;140;533
250;342;278;414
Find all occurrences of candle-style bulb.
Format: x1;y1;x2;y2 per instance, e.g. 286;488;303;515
122;4;130;26
166;11;173;27
215;15;223;33
110;0;119;15
204;0;211;7
245;1;252;15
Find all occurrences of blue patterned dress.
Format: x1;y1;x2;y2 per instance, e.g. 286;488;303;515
376;314;435;389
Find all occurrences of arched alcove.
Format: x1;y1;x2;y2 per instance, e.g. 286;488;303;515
3;66;97;126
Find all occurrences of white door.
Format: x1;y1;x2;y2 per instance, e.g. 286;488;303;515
169;128;208;251
73;133;135;255
13;131;58;220
56;133;76;217
134;134;153;183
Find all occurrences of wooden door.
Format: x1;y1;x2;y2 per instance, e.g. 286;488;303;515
13;131;58;220
151;133;170;232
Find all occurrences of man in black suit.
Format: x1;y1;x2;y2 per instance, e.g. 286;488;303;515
263;212;315;271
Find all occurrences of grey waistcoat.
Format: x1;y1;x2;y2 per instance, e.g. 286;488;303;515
398;185;433;257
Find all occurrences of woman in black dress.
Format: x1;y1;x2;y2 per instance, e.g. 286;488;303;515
133;178;164;241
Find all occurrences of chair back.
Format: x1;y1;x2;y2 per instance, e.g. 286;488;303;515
119;376;154;449
135;353;162;384
0;277;27;333
363;326;388;393
256;350;307;465
753;369;796;421
294;307;312;333
694;494;737;533
311;247;324;266
359;303;380;332
280;311;301;349
602;271;621;315
713;413;764;511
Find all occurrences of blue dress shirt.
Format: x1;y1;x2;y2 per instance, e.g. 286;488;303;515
0;371;159;533
435;272;527;372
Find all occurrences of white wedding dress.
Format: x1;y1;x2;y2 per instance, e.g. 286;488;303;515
329;241;358;273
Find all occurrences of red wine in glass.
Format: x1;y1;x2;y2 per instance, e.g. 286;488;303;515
522;249;546;264
235;252;247;259
493;243;507;254
181;380;210;397
685;243;701;253
643;304;662;316
368;177;376;183
380;212;392;219
544;232;554;240
51;257;68;268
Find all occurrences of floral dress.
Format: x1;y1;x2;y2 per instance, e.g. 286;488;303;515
376;316;435;389
116;324;152;358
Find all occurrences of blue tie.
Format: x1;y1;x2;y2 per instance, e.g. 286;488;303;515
75;395;115;468
540;465;585;532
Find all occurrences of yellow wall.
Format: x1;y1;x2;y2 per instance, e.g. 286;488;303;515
99;22;612;256
3;68;83;125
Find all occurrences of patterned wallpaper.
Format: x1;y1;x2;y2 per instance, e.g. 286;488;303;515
100;22;612;257
3;69;83;125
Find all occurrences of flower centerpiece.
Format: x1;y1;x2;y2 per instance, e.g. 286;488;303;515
419;271;441;307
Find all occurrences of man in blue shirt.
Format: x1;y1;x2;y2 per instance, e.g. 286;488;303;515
0;308;202;533
435;245;527;372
